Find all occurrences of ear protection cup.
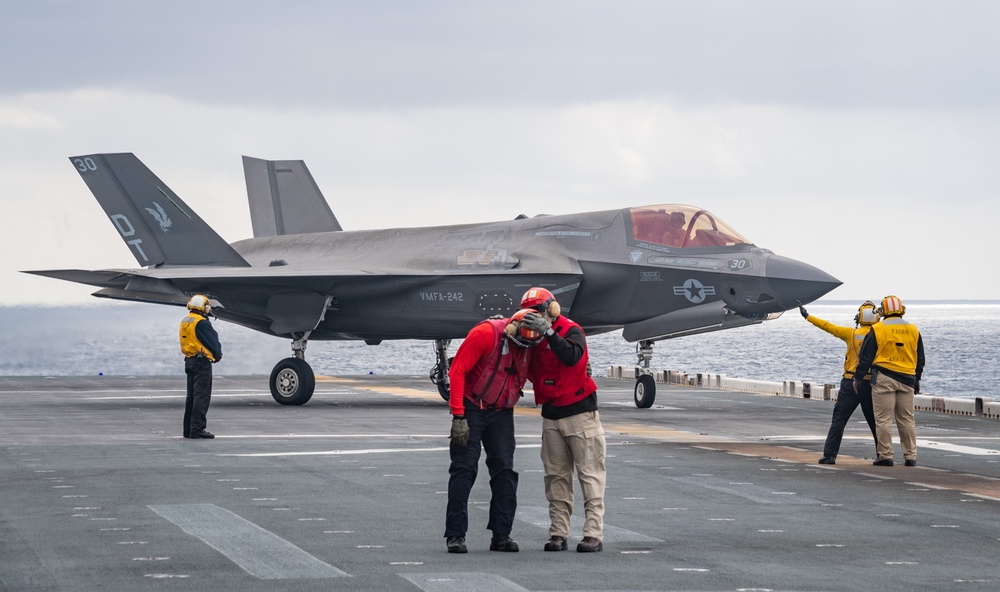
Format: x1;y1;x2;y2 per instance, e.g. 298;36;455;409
520;287;560;318
547;299;561;318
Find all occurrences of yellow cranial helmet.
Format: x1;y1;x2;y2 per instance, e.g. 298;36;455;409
187;294;211;315
878;295;905;317
855;300;880;325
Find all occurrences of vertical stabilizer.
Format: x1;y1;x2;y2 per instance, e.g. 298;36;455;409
69;153;250;267
243;156;343;237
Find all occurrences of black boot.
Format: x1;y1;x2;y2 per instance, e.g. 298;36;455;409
489;534;519;552
544;535;568;551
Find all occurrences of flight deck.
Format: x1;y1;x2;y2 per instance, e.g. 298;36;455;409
1;375;998;592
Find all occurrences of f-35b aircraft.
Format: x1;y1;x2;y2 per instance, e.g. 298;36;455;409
27;153;840;407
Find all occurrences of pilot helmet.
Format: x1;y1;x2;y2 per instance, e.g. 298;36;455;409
507;309;544;348
187;294;212;316
878;295;905;317
520;287;561;319
855;300;879;326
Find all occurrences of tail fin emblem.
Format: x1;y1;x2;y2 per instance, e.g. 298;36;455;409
145;202;172;233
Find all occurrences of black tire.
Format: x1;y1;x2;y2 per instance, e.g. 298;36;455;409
269;357;315;405
430;356;454;401
634;374;656;408
437;380;450;401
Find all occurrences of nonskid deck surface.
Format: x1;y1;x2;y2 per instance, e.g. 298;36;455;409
1;375;998;592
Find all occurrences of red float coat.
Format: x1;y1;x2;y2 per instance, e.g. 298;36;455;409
528;315;597;408
448;319;529;416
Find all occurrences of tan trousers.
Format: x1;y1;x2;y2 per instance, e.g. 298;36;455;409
871;373;917;461
540;410;607;539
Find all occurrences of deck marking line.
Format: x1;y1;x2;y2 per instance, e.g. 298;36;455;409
919;440;1000;455
670;475;821;505
401;572;531;592
148;504;348;579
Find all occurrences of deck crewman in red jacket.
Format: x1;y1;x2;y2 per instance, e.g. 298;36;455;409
444;309;541;554
519;287;607;553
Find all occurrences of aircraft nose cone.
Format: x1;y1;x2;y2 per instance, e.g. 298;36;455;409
763;254;841;311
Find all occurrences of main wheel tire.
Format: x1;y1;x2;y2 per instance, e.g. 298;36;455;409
270;357;315;405
634;374;656;408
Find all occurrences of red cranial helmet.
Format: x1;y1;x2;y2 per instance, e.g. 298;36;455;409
508;309;544;348
519;287;561;318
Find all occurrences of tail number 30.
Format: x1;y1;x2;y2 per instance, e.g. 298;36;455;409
73;157;98;172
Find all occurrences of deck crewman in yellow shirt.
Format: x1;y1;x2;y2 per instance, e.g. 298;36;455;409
799;301;880;464
854;295;925;467
179;294;223;439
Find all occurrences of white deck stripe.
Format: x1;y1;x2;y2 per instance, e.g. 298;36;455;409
401;572;530;592
148;504;348;579
919;439;1000;455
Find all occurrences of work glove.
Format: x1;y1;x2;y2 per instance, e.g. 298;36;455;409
521;311;552;334
450;416;469;446
914;380;920;395
798;304;808;319
853;379;861;394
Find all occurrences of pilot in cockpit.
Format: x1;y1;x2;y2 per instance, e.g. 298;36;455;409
661;211;686;247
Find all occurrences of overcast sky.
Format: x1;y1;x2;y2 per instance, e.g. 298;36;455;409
3;1;998;306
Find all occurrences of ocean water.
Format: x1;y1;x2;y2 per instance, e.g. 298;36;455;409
3;301;997;401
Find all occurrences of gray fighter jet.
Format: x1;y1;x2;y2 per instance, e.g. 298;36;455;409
26;153;840;407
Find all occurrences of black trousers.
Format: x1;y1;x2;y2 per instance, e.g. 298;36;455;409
184;356;213;436
445;405;518;538
823;377;877;458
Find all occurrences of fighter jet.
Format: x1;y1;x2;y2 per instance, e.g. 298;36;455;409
26;153;840;408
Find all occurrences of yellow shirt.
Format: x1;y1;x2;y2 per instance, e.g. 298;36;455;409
806;315;872;379
179;312;216;361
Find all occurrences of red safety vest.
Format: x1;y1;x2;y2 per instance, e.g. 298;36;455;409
528;316;597;407
464;319;529;409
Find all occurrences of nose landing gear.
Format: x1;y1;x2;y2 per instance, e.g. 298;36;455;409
633;339;657;408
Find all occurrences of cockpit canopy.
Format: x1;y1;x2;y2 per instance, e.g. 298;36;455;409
627;205;751;249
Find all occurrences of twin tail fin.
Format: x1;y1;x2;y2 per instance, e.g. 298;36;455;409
242;156;342;237
69;153;249;268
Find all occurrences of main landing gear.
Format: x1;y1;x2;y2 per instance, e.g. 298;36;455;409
429;339;453;401
633;339;657;409
270;334;316;405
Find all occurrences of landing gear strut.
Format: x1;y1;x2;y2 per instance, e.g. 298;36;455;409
634;339;656;408
270;333;316;405
429;339;452;401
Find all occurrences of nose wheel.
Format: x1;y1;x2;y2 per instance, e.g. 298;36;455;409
633;339;657;408
634;374;656;408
